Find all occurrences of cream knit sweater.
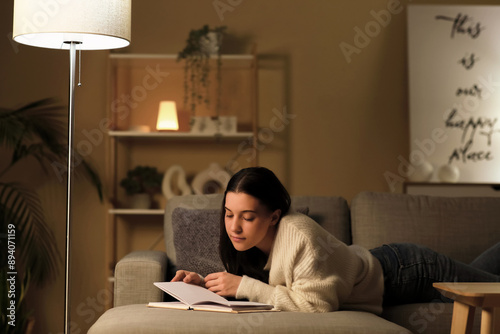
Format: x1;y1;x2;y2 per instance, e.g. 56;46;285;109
235;213;384;314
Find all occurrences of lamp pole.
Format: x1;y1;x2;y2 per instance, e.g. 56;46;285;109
63;41;79;334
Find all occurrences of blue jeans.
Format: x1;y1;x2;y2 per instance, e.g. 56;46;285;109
370;242;500;305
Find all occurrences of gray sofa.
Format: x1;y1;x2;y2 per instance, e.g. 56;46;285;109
88;191;500;333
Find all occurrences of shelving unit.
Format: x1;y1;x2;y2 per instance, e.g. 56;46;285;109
104;51;259;297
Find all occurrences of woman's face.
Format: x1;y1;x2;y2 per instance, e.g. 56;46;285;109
224;192;280;255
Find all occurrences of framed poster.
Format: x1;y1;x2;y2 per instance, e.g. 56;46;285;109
408;5;500;183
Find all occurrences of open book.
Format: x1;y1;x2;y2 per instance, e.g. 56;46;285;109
148;282;275;313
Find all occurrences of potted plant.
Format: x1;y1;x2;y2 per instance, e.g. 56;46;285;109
119;165;163;209
0;98;103;334
177;25;227;124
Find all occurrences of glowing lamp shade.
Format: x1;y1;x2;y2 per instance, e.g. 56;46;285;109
12;0;131;50
157;101;179;131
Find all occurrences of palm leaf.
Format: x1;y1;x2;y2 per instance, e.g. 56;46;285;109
0;98;103;200
0;183;60;285
0;99;63;146
0;99;66;172
0;97;103;292
80;159;104;202
0;109;25;149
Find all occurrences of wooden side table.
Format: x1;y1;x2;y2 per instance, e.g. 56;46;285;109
433;282;500;334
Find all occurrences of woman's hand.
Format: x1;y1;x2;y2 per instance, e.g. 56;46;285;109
171;270;204;287
204;272;242;297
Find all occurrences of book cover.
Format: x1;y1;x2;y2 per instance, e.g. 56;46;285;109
148;281;276;313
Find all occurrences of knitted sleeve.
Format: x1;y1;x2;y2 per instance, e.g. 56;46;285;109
235;215;360;312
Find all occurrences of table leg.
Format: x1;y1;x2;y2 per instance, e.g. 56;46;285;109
496;308;500;334
480;307;499;334
451;301;475;334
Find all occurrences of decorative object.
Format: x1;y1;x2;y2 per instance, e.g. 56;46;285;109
190;116;219;134
408;161;434;182
199;31;223;55
408;6;500;183
218;116;237;134
191;163;231;195
177;25;227;121
12;1;130;333
162;165;192;200
156;101;179;131
437;164;460;183
0;99;103;334
129;125;151;133
129;193;152;210
120;166;163;209
189;116;237;135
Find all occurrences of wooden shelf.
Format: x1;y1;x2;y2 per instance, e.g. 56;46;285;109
108;131;254;140
108;208;165;215
109;53;255;69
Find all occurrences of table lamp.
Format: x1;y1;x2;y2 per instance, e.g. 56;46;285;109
156;101;179;131
12;1;131;333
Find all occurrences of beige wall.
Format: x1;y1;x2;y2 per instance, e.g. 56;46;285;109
1;0;496;333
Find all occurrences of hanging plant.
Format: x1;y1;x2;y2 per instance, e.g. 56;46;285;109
177;25;227;121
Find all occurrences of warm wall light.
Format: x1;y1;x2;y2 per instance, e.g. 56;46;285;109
156;101;179;131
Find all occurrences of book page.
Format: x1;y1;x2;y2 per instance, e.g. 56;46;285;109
154;282;230;307
153;282;274;309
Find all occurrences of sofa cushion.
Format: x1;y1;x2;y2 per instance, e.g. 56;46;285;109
290;196;351;244
350;191;500;263
171;207;225;277
88;304;413;334
165;194;223;267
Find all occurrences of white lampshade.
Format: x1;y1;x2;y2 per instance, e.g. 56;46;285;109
157;101;179;131
12;0;131;50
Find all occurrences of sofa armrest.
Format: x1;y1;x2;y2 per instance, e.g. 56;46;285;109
114;250;168;307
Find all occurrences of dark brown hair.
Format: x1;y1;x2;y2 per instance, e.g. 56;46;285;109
219;167;291;282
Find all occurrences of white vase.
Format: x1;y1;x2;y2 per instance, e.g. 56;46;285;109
190;116;217;134
191;163;231;195
200;32;221;55
409;161;434;182
218;116;237;134
130;193;151;209
190;116;237;134
437;165;460;183
162;165;192;200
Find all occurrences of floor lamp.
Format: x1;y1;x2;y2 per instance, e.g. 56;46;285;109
12;1;131;333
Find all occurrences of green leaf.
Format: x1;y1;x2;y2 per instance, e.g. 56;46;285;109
80;159;104;202
0;183;61;285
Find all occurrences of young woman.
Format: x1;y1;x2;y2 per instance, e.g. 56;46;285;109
172;167;500;313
